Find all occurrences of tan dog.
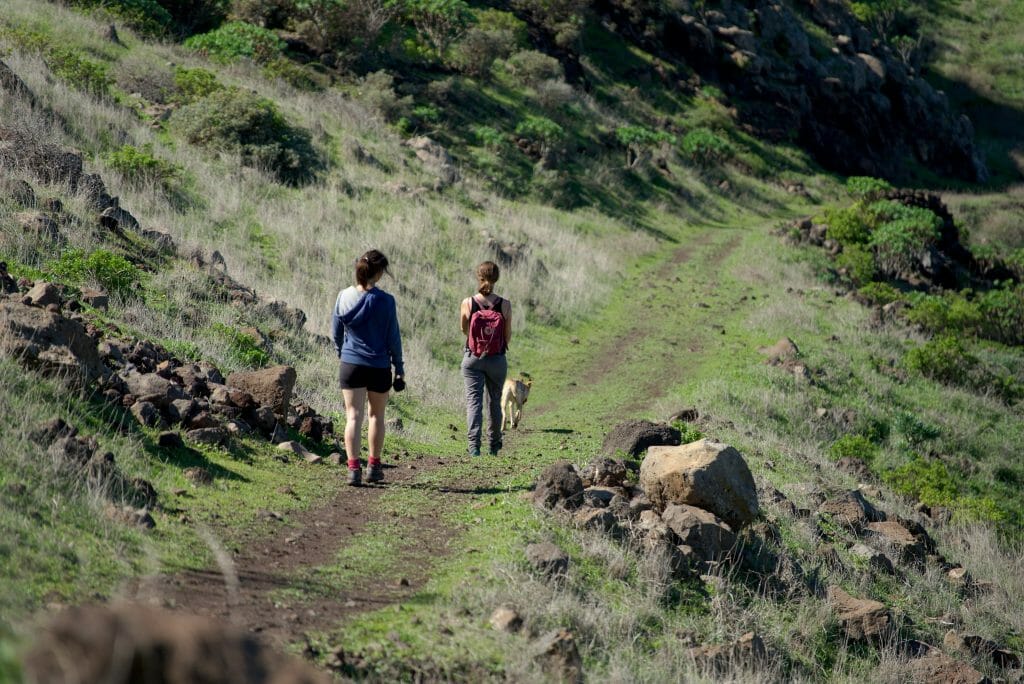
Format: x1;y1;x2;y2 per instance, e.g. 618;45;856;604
501;376;532;431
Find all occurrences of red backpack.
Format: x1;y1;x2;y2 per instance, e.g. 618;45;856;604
468;296;506;357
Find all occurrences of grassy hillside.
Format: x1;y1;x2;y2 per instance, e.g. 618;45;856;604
1;0;1023;681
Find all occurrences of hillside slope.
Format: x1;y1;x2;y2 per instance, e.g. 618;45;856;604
1;0;1023;681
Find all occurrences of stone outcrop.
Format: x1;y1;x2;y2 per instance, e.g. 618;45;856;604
640;439;759;529
226;366;296;416
662;503;737;562
0;301;105;386
601;419;681;458
532;461;584;510
827;586;891;642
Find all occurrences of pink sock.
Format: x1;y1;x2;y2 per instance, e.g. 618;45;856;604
347;459;361;471
368;456;381;467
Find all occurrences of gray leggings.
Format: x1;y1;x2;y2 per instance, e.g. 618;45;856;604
461;351;507;452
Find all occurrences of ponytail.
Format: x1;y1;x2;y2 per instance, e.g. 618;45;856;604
355;250;390;287
476;261;499;296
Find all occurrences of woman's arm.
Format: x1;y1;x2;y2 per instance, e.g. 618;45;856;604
502;299;512;346
460;297;472;336
389;300;405;377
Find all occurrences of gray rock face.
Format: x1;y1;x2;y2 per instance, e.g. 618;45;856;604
0;302;104;386
661;504;737;562
640;440;759;529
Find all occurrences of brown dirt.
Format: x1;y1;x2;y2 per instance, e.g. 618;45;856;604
129;455;456;652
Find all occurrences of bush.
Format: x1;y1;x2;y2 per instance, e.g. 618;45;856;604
680;127;732;167
262;58;329;91
868;201;942;275
504;50;564;86
104;144;179;189
45;249;142;297
884;456;958;508
828;434;878;463
402;0;474;58
172;88;320;185
450;10;526;77
172;66;223;103
211;322;269;368
66;0;172;34
857;281;901;305
292;0;398;62
844;175;891;200
836;244;876;285
47;48;112;98
821;204;872;245
510;0;589;48
616;125;675;168
903;335;978;386
515;115;565;156
904;291;983;336
352;71;412;121
976;283;1024;345
183;21;285;63
472;125;506;150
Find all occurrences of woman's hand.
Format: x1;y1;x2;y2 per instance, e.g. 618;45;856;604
393;375;406;392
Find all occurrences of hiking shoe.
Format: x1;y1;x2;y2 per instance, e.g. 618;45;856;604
469;447;481;457
488;447;500;456
367;463;384;483
347;468;362;486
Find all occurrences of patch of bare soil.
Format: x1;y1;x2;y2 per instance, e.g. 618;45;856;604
129;455;456;652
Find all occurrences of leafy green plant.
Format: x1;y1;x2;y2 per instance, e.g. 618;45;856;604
671;421;703;444
828;434;878;463
184;21;285;63
47;48;112;97
868;201;942;275
836;244;876;285
44;249;142;297
510;0;587;48
976;283;1024;345
903;335;978;386
515;115;565;156
615;125;676;168
680;127;732;167
66;0;172;34
844;176;891;200
172;66;223;103
892;412;941;445
172;87;320;185
104;144;179;189
211;322;270;368
262;57;328;91
504;49;564;86
857;281;901;305
884;456;958;508
821;204;872;245
402;0;474;58
472;125;506;150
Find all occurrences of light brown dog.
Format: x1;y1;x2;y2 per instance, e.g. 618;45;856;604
501;376;532;431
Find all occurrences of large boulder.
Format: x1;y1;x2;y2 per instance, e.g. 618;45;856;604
820;489;886;528
22;603;330;684
532;461;584;510
0;302;104;385
827;586;891;642
601;419;681;458
122;371;185;408
226;365;296;416
640;440;759;529
661;504;737;563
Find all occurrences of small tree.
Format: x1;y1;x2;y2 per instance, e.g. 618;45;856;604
402;0;474;58
615;125;675;168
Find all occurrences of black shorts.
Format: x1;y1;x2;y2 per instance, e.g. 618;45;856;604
338;362;392;393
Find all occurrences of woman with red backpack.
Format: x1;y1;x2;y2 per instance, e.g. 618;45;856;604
460;261;512;457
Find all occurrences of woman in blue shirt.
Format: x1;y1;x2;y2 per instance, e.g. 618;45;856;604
331;250;404;486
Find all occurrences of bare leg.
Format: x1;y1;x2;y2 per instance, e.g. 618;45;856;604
342;387;366;468
366;390;389;464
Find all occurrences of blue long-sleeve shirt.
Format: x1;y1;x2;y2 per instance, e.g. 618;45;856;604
331;286;404;376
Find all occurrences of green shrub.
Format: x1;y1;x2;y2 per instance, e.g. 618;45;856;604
450;10;526;76
510;0;588;48
104;144;179;189
67;0;172;34
828;434;878;463
352;71;412;121
836;244;876;285
172;66;222;103
857;281;901;305
680;127;732;167
172;88;320;185
515;115;565;155
904;291;983;337
211;322;270;368
671;421;703;443
821;204;872;245
903;335;978;386
47;48;112;97
184;21;285;63
472;125;506;149
884;456;958;508
844;175;891;200
45;249;142;296
616;125;676;167
892;411;941;445
504;50;564;86
402;0;474;57
868;201;942;275
976;283;1024;345
262;57;328;91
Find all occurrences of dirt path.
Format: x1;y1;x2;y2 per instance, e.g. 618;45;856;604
134;226;748;656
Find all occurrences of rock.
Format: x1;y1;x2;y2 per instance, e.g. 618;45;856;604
864;520;928;564
944;630;1021;669
226;366;296;416
79;288;108;310
25;282;61;308
661;504;737;563
166;399;198;426
601;419;681;458
249;406;278;434
29;417;76;446
849;543;895;574
157;431;184;449
525;542;569;577
404;136;459;188
184;467;212;485
689;632;767;672
572;507;619;533
22;603;331;684
820;489;885;528
186;428;228;446
640;440;759;529
297;416;322;443
48;435;97;470
579;457;627;487
0;59;36;105
489;606;523;633
122;372;184;408
0;303;106;385
277;440;320;463
532;461;584;510
533;630;583;684
582;486;621;508
130;400;165;428
0;176;35;207
106;504;156;529
907;648;990;684
827;586;891;642
98;205;140;232
835;456;872;480
385;416;404;431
